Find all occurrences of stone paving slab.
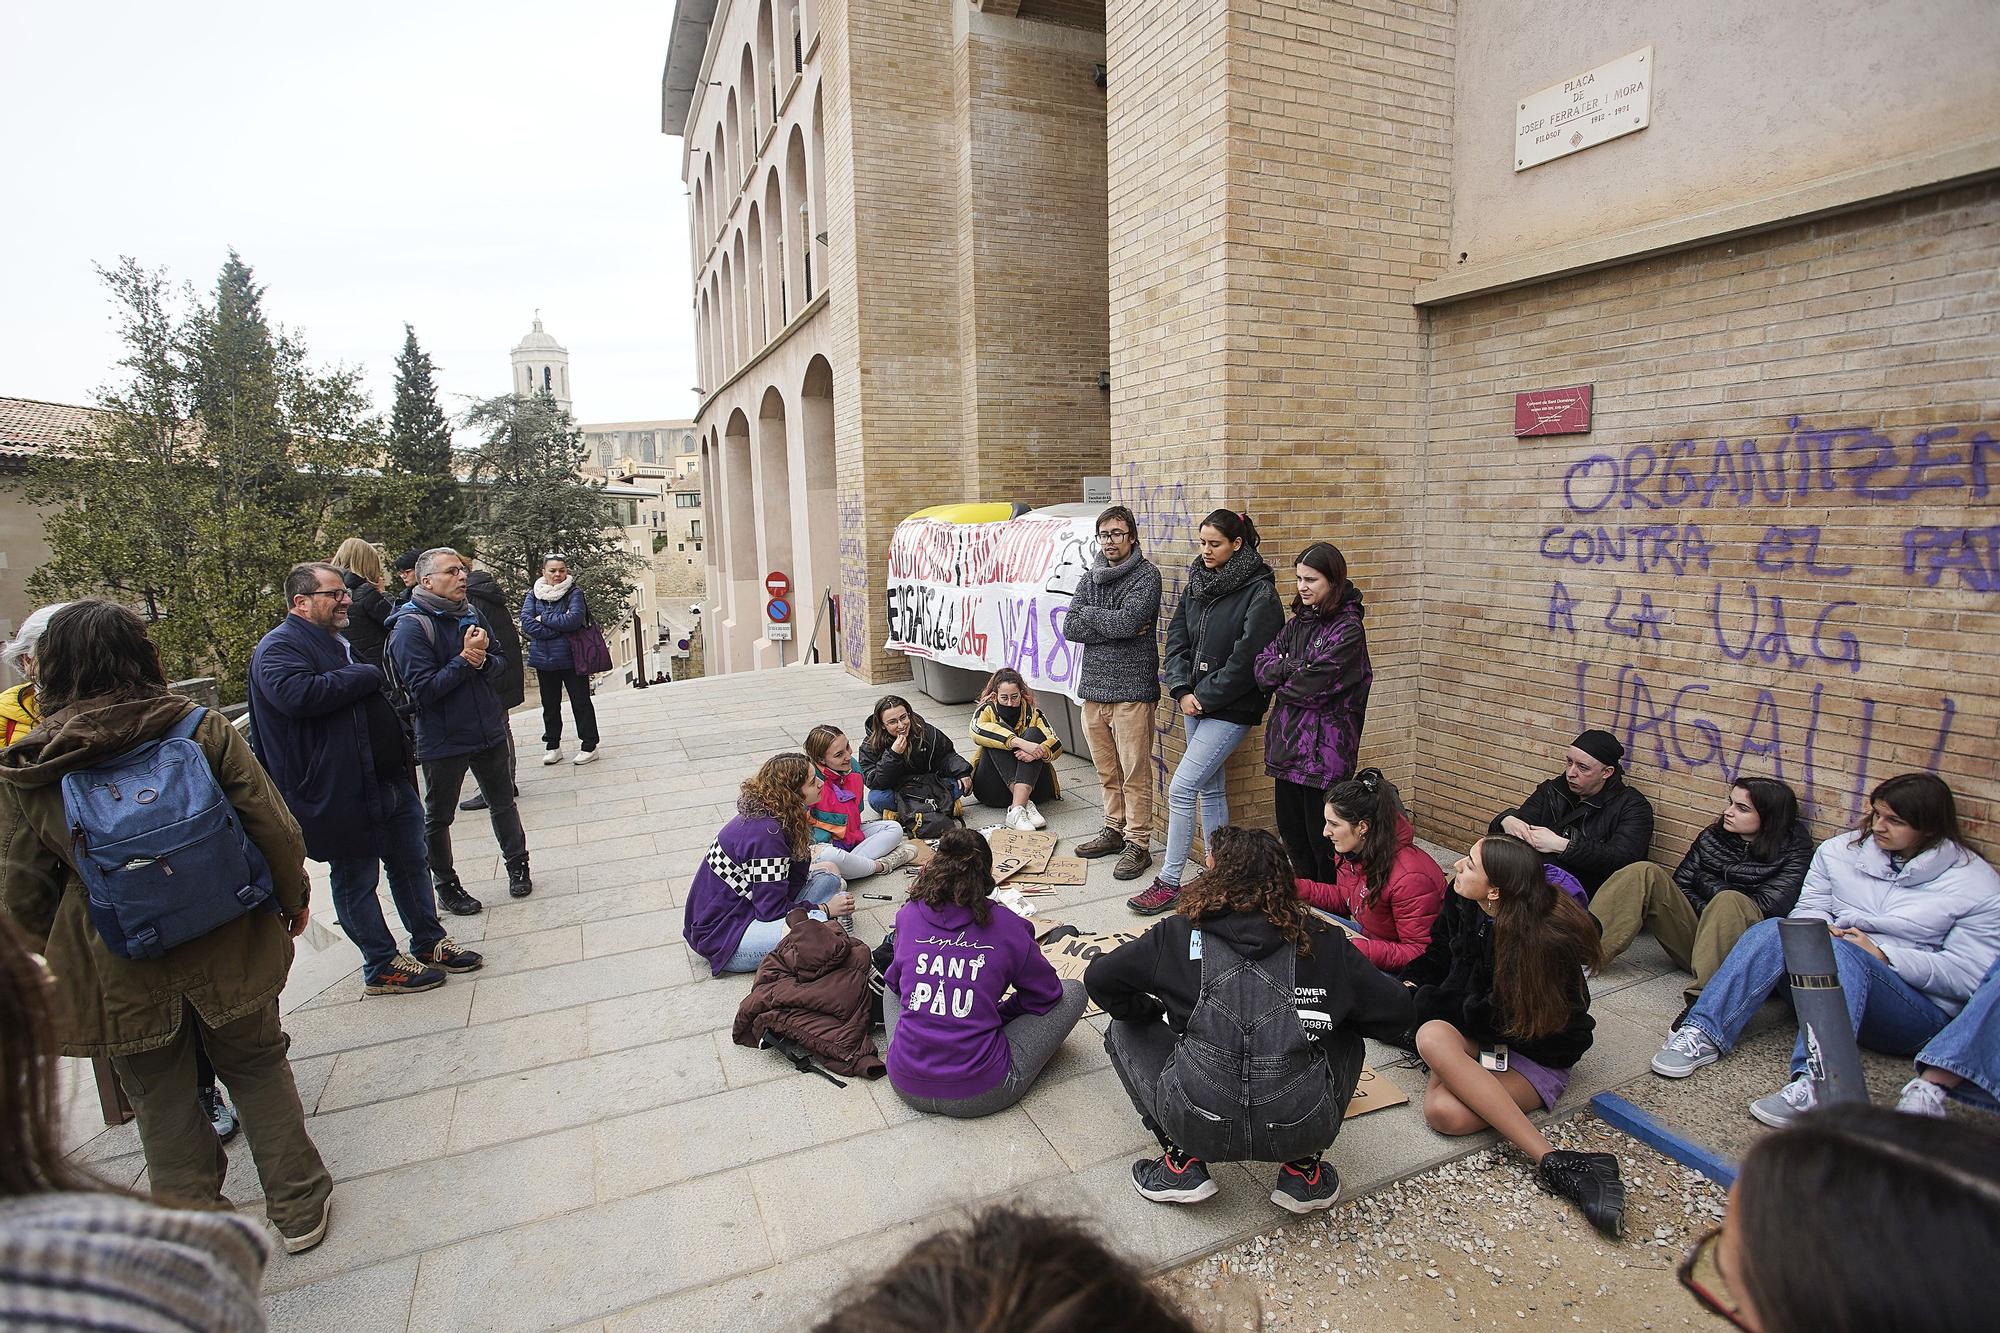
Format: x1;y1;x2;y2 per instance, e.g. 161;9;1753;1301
55;664;1701;1331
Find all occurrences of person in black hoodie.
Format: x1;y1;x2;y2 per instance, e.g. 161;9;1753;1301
1405;833;1625;1237
857;695;973;814
460;559;526;812
1087;826;1414;1215
1592;777;1813;1026
331;538;398;671
1489;728;1655;896
1128;510;1285;918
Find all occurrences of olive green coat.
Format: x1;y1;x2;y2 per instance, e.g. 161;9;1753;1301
0;694;311;1058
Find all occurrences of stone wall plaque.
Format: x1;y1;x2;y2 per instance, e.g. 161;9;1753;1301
1516;47;1651;171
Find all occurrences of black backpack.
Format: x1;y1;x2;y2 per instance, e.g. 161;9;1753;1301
381;611;438;720
891;771;963;841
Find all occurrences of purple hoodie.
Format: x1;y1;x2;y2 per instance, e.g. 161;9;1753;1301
882;898;1064;1099
682;809;809;975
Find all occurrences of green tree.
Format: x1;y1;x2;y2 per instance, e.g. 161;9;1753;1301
385;322;467;551
462;391;642;627
24;254;400;698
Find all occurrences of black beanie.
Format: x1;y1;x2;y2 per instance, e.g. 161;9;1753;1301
394;550;420;573
1572;729;1624;768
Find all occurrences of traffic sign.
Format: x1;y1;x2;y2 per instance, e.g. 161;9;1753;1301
765;570;791;598
766;596;791;623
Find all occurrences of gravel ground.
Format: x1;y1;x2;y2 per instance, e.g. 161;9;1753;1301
1156;1116;1727;1332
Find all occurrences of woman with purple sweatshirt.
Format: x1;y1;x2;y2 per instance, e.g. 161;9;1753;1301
881;828;1086;1117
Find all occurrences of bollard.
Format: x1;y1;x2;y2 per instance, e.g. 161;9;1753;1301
1779;919;1868;1106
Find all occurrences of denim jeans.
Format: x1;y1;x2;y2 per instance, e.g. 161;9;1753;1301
1685;917;1953;1077
422;740;528;878
867;789;897;813
328;780;445;983
723;871;843;972
1161;714;1251;887
814;821;905;879
1916;956;2000;1107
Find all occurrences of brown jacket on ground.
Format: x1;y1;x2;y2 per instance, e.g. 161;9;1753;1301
732;909;886;1078
0;693;310;1058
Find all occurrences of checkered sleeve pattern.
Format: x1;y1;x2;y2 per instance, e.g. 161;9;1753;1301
703;841;796;903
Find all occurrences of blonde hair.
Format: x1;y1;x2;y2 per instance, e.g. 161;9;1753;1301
332;537;387;590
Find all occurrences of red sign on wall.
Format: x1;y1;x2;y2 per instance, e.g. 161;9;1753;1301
1514;384;1593;437
764;570;791;597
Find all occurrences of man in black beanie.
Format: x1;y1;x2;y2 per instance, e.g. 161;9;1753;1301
1489;728;1654;896
392;550;421;607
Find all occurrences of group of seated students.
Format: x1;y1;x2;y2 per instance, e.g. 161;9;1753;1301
683;700;2000;1241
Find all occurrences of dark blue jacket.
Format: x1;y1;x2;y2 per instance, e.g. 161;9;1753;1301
389;600;510;761
520;585;588;672
247;614;395;861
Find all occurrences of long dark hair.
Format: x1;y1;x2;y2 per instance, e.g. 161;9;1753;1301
33;600;169;718
1852;772;1968;857
1179;825;1314;956
865;694;929;754
813;1206;1200;1333
1325;767;1400;905
977;666;1036;717
908;827;995;927
2;915;104;1197
1733;1104;2000;1333
1477;835;1603;1041
1718;776;1803;864
1199;508;1260;550
1290;541;1350;616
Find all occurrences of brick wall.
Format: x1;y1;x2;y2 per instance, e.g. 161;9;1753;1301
1418;180;2000;855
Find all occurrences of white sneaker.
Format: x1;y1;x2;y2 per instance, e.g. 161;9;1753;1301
1651;1025;1721;1078
572;749;599;766
1896;1076;1950;1118
1023;801;1048;831
541;749;563;766
1005;805;1034;831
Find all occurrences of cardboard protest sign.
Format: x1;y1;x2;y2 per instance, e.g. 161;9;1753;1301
1344;1064;1410;1118
986;829;1056;884
1039;926;1143;1017
1012;856;1085;887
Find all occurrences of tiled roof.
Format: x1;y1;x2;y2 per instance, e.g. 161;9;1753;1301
0;396;108;458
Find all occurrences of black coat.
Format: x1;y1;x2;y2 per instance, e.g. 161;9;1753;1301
1401;894;1596;1070
857;721;971;793
1672;823;1814;919
247;615;396;862
339;570;396;670
1490;773;1655;894
466;571;526;709
1162;562;1286;726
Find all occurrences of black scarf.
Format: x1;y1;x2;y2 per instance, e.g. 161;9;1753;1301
1185;545;1268;604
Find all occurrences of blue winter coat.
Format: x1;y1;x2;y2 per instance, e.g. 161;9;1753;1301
520;585;588;672
246;614;396;861
388;601;510;762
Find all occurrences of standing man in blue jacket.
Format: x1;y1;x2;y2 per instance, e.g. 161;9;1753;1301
248;562;483;994
390;547;533;907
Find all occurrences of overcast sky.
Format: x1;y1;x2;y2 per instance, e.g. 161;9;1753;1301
0;1;698;427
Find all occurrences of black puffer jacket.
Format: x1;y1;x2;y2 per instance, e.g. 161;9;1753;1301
1401;895;1596;1070
339;570;396;670
857;721;972;793
1490;773;1655;895
465;570;526;708
1162;557;1286;726
1671;823;1814;918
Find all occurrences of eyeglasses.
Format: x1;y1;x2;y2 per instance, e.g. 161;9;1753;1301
303;589;352;601
1677;1226;1753;1330
1095;529;1132;543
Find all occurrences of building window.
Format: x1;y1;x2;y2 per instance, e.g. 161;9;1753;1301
675;491;702;508
691;521;703;542
542;366;552;391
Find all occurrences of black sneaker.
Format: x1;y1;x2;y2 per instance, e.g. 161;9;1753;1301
417;937;484;974
1132;1149;1218;1204
1537;1150;1626;1238
506;858;533;899
459;791;489;812
1271;1156;1340;1213
435;876;483;916
199;1083;239;1143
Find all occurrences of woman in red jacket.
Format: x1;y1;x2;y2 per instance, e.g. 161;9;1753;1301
1295;768;1445;976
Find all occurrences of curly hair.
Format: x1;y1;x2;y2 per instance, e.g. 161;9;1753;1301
738;752;816;859
908;827;995;926
1177;825;1315;956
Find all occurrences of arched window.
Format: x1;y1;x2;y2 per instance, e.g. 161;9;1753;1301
543;366;552;391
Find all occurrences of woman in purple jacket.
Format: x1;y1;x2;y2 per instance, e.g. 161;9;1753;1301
1253;542;1371;882
882;828;1086;1117
682;753;852;974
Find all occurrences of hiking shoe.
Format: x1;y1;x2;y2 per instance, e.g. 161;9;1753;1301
279;1195;333;1255
1896;1076;1950;1118
573;748;599;766
1271;1157;1341;1214
1114;842;1154;881
875;843;917;875
1127;877;1181;915
364;954;447;996
1537;1150;1625;1238
1651;1025;1720;1078
1132;1149;1217;1204
1075;826;1125;859
1749;1075;1817;1128
506;859;534;899
199;1083;239;1143
435;877;483;917
1023;800;1048;831
418;937;484;974
459;791;489;812
1005;805;1034;831
542;748;564;765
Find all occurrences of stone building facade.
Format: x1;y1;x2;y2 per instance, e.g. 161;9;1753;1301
666;0;2000;849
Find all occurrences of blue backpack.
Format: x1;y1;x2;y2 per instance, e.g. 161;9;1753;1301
62;707;278;961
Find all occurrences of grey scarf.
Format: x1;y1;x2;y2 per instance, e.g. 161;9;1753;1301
410;586;468;617
1185;544;1268;604
1091;550;1146;585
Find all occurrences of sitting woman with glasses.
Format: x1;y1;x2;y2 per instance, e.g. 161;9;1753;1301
1676;1103;1999;1332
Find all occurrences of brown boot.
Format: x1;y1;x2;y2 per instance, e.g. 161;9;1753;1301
1114;842;1154;881
1075;826;1125;859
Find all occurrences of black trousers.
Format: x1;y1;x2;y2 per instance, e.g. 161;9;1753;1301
971;726;1058;806
538;669;600;750
1273;778;1338;882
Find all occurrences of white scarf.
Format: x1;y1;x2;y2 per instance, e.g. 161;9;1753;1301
533;575;575;602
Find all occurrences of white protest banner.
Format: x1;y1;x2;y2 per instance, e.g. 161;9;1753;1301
884;508;1097;704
